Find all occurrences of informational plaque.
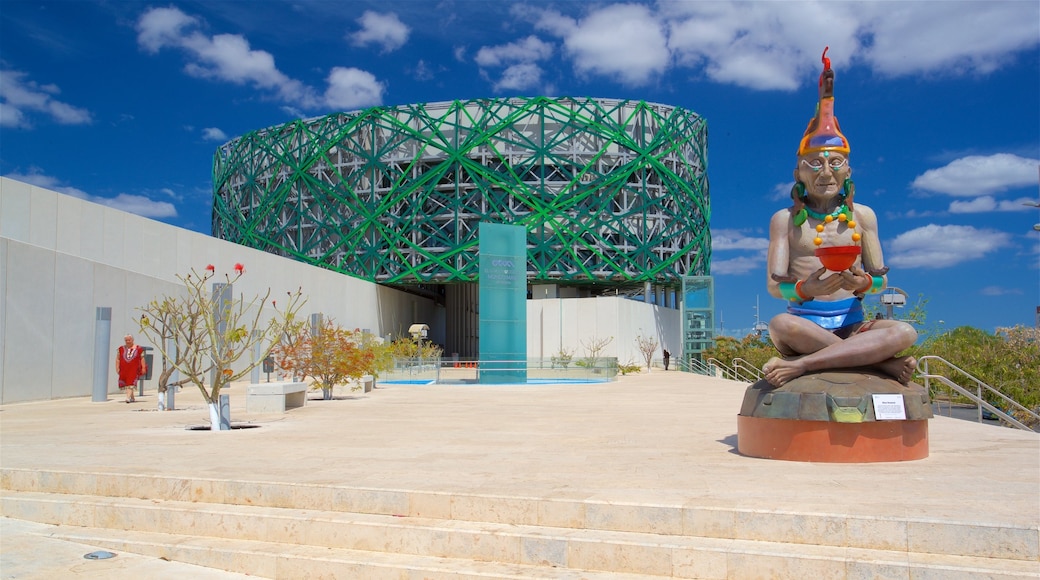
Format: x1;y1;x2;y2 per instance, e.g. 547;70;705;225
872;394;907;420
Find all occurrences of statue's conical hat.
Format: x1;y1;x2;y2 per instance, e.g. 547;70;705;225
798;47;850;156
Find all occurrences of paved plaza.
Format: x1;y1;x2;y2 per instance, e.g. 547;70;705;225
2;371;1037;578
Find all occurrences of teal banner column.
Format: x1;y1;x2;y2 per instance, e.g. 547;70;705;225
478;222;527;384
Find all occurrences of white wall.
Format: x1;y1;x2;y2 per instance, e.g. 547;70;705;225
527;296;681;365
1;176;678;403
0;177;441;404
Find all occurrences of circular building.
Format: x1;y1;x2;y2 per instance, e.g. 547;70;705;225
212;96;711;357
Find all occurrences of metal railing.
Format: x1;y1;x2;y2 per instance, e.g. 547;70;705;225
731;358;765;383
917;355;1039;432
704;358;742;381
678;357;713;376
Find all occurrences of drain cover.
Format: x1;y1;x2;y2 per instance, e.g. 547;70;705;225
84;551;117;560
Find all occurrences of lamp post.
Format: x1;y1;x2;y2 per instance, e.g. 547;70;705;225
753;295;769;337
879;287;908;320
409;323;429;371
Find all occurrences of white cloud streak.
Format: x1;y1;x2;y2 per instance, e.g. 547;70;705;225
912;154;1039;197
888;224;1011;269
493;64;544;92
475;36;554;67
0;70;92;128
136;6;385;112
948;196;1037;214
4;171;177;219
202;127;228;142
712;229;769;251
350;11;410;52
712;255;765;275
504;1;1038;92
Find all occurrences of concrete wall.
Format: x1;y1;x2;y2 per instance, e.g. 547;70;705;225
527;296;680;366
0;177;442;404
1;177;678;403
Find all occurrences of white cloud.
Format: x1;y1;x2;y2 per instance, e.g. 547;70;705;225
913;154;1039;197
412;60;435;82
0;70;92;128
979;286;1023;296
665;2;859;91
860;1;1040;76
888;224;1011;269
4;171;177;219
202;127;228;142
137;7;318;107
949;196;1037;214
712;255;765;275
772;182;795;202
493;63;544;93
350;11;410;52
536;4;669;86
711;229;769;251
324;67;385;111
475;36;554;67
512;2;1038;93
136;6;388;112
136;6;198;53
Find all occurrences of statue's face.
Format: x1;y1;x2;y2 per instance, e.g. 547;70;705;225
795;151;850;199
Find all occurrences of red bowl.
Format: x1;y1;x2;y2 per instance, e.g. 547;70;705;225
815;245;861;271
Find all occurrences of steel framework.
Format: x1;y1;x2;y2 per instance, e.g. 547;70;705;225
212;96;710;291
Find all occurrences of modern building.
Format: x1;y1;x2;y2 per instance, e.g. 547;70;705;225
211;97;714;361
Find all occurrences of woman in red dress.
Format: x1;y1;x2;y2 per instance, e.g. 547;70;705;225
117;335;146;403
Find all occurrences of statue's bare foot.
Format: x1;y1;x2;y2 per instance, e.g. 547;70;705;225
762;356;807;387
876;356;917;384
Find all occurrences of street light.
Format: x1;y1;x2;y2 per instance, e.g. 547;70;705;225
408;323;429;369
879;287;908;320
753;296;769;337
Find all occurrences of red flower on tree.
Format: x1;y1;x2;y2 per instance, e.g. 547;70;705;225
234;263;245;273
205;264;215;272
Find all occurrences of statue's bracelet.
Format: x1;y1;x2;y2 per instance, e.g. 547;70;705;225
856;275;885;296
779;282;802;302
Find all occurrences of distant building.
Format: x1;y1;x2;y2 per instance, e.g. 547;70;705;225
212;97;713;359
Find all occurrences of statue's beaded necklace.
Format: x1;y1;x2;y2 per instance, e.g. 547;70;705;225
801;204;860;246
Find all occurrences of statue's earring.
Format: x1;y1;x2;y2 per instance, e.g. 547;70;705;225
792;181;807;201
791;182;808;226
842;178;855;211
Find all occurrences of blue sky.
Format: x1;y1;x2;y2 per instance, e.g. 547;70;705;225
2;0;1038;337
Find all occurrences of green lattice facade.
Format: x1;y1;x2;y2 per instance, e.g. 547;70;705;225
212;97;710;292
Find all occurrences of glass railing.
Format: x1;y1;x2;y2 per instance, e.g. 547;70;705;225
379;357;619;384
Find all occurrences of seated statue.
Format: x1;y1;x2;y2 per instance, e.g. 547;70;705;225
763;48;917;387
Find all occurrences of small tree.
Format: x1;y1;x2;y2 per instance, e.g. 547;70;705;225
550;347;573;369
275;321;376;400
635;332;659;371
579;335;614;368
136;295;193;410
139;264;305;430
271;317;309;381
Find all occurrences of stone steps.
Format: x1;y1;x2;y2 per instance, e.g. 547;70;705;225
2;468;1036;562
3;490;1037;579
3;519;660;580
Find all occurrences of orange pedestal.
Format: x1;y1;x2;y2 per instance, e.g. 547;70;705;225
737;415;929;462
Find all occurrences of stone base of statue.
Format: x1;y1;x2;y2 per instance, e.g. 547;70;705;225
737;370;932;463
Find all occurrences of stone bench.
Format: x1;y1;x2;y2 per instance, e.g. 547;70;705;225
246;382;307;413
359;374;374;393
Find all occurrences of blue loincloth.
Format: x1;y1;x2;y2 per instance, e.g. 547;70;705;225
787;297;863;331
